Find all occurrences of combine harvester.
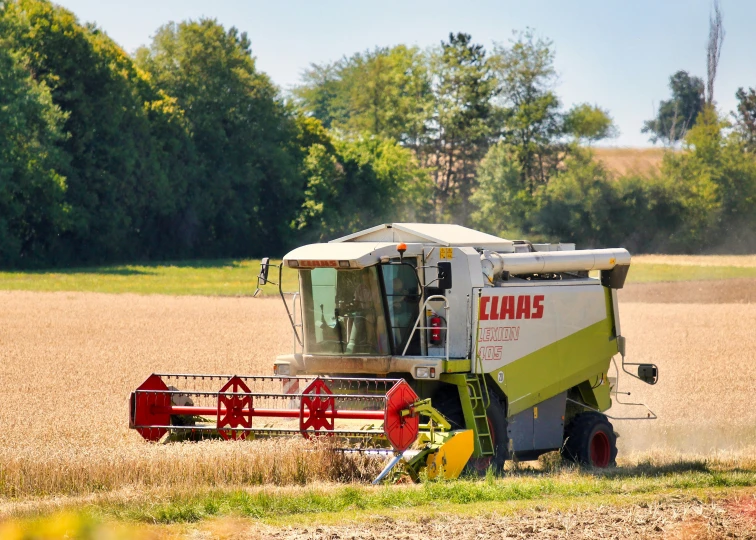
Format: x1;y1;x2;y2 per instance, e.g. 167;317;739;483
130;224;657;481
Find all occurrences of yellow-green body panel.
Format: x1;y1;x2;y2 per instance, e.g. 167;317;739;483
494;318;617;416
444;359;472;373
479;286;618;417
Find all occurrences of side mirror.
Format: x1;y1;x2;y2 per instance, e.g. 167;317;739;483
437;262;452;290
637;364;658;385
258;257;271;286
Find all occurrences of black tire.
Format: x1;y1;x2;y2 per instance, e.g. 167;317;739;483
561;412;617;468
434;387;509;475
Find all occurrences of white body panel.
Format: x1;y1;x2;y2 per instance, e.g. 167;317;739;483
532;243;576;252
422;246;483;358
474;281;607;372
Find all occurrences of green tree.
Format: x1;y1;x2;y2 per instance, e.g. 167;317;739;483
139;92;199;258
733;87;756;151
296;45;433;150
662;106;756;250
296;63;347;130
534;151;616;246
2;0;188;263
533;150;686;251
491;30;564;192
642;70;705;145
295;134;431;241
469;143;530;238
610;174;687;253
136;19;302;255
343;46;433;150
564;103;618;144
0;37;67;266
430;32;499;223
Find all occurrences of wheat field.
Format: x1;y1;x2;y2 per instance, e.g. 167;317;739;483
0;286;754;500
0;292;383;499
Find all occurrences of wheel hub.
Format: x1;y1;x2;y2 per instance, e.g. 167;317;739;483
590;430;611;467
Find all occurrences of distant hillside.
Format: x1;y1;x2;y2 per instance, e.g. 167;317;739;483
593;147;666;177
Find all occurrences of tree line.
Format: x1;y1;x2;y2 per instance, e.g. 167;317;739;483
1;0;754;268
0;0;429;266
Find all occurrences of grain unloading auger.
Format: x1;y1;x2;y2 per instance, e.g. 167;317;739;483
130;223;658;481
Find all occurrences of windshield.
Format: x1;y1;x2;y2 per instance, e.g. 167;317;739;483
300;267;390;356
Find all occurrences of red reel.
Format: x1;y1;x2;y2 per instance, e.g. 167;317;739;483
217;376;253;440
299;378;336;437
384;380;419;453
131;374;171;442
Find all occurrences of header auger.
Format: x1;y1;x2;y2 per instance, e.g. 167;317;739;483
129;223;657;482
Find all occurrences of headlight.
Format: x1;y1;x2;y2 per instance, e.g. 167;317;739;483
274;363;291;375
415;367;429;378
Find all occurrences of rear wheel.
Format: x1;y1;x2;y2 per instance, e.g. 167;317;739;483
561;412;617;468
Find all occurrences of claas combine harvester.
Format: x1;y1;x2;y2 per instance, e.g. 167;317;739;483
130;224;658;481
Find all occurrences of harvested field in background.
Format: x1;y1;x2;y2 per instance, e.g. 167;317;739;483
593;147;665;177
0;288;755;499
613;302;756;452
621;278;756;303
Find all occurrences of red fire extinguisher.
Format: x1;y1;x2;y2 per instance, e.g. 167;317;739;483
430;316;442;345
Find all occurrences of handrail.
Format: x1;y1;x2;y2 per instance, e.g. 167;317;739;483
605;356;658;420
291;292;301;353
402;295;449;362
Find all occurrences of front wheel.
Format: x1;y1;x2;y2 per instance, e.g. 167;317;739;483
465;390;508;475
561;412;617;468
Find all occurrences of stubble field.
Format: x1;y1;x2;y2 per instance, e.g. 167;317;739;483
1;266;756;536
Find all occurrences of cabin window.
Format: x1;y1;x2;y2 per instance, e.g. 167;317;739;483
381;262;421;355
300;267;390;356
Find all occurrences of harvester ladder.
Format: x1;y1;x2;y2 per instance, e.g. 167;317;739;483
464;290;493;457
465;374;494;457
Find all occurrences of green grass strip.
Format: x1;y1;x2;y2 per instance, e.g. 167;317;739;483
627;263;756;283
0;259;298;296
0;259;755;297
95;469;756;524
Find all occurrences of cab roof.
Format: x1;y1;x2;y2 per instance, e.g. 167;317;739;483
283;224;514;268
331;223;514;251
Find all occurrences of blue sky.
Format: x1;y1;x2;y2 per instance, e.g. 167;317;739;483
55;0;756;147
